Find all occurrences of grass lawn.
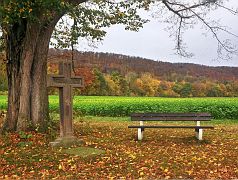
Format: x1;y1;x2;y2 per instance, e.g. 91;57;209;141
0;116;237;179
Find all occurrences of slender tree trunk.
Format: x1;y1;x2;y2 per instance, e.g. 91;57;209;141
3;15;62;132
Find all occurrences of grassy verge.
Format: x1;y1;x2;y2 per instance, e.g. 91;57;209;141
48;111;238;124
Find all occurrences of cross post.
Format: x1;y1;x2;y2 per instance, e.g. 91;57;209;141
47;60;83;146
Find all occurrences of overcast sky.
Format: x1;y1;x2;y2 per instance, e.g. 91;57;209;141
78;0;238;67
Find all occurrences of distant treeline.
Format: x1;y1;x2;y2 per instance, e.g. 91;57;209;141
80;70;238;97
48;49;238;82
1;49;238;97
47;49;238;97
47;66;238;97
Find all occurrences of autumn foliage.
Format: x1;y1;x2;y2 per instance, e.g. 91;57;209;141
45;49;238;97
2;49;238;97
0;119;237;179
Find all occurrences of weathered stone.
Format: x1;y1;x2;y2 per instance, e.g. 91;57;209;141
49;136;85;148
47;60;84;146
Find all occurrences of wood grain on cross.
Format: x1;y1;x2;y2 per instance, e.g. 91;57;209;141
47;60;83;139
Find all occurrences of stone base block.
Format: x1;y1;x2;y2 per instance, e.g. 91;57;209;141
49;136;84;148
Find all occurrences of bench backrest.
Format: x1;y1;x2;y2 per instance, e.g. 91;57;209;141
131;113;212;121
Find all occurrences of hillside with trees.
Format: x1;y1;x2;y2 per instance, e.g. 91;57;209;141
1;49;238;97
46;49;238;97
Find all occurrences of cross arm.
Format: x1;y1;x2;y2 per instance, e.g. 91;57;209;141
47;75;83;88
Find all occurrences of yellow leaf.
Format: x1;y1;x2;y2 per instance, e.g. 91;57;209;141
129;154;136;159
186;170;193;175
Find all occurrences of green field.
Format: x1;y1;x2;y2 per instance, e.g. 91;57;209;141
1;96;238;179
1;96;238;119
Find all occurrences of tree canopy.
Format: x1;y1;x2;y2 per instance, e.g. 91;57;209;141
1;0;237;58
0;0;149;50
0;0;238;132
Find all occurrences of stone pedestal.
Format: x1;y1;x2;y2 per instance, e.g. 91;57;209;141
49;136;84;148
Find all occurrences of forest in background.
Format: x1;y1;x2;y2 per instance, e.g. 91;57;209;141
1;49;238;97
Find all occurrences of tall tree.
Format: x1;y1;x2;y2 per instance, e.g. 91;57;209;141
0;0;147;132
0;0;237;132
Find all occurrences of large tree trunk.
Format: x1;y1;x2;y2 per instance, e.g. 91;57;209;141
30;22;58;131
0;0;88;133
3;15;62;132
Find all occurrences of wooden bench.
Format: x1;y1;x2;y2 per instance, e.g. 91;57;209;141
128;113;214;141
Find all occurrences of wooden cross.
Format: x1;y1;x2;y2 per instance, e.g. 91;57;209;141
47;60;83;140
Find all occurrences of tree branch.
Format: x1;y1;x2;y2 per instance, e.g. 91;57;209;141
66;0;88;4
214;2;238;15
160;0;238;59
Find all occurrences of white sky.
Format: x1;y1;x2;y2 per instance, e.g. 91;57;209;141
77;0;238;67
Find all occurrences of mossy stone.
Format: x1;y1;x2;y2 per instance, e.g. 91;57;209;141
63;147;105;157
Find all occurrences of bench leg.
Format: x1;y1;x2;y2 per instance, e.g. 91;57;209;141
138;121;144;140
195;121;203;140
138;128;143;140
195;129;203;140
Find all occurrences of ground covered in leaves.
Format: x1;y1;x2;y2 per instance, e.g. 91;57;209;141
0;119;238;179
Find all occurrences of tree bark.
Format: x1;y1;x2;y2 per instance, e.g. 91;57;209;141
17;23;41;131
3;15;63;132
30;17;62;131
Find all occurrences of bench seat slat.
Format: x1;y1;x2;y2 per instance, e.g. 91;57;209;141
131;117;212;121
131;113;211;117
128;125;214;129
